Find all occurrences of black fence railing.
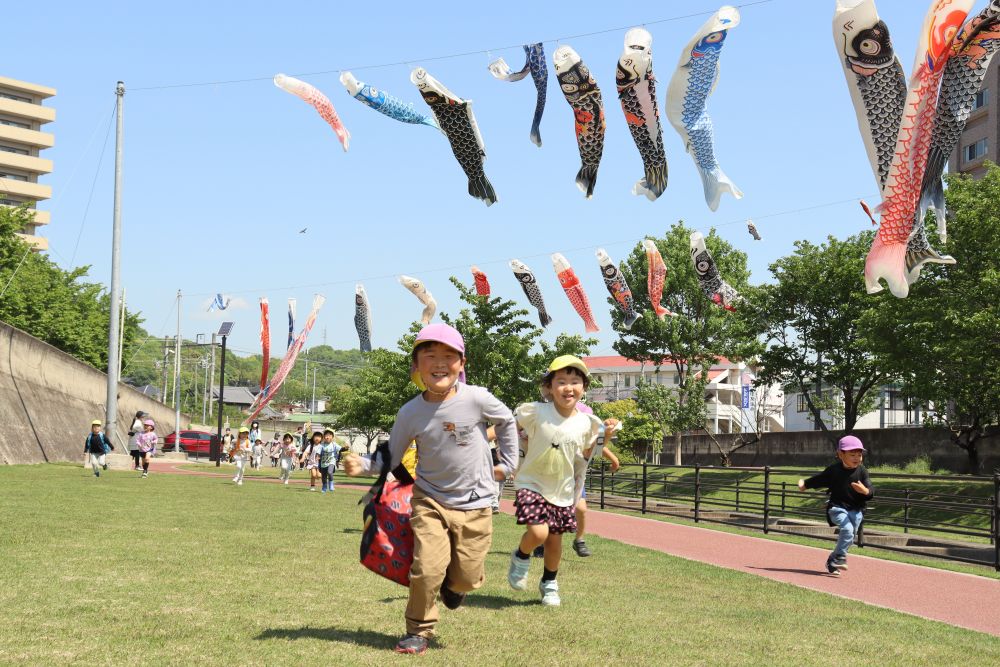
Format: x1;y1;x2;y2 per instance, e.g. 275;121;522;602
584;462;1000;571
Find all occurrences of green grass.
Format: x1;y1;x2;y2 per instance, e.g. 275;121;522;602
2;464;1000;666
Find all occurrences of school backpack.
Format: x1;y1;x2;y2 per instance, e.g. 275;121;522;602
359;442;416;587
85;432;110;454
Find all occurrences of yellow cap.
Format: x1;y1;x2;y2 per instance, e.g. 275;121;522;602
547;355;590;377
238;426;250;433
91;420;102;426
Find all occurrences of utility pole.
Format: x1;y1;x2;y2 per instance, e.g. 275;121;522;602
117;287;126;380
311;367;317;414
160;339;169;403
104;81;125;440
174;290;183;447
208;333;217;417
214;322;234;466
201;357;210;424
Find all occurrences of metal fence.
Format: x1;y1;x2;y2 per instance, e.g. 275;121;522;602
584;462;1000;571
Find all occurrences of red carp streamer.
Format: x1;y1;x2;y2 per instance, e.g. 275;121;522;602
259;298;270;391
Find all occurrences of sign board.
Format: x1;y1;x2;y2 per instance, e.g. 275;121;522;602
741;385;751;409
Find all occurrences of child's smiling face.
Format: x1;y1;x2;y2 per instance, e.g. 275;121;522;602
416;342;465;394
838;449;863;469
548;368;585;414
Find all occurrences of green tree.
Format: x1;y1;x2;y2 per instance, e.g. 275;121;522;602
591;399;659;463
861;165;1000;472
749;232;888;440
0;203;143;370
612;222;760;464
330;348;412;451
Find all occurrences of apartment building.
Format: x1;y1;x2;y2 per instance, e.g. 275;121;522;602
948;52;998;179
582;355;785;435
0;76;55;251
783;385;929;432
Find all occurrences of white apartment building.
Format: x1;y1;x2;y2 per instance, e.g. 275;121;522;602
783;385;929;432
582;355;785;435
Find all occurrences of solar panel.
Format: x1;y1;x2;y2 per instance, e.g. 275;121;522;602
218;322;235;336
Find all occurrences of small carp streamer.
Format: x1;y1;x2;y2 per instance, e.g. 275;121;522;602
642;239;675;319
552;253;599;332
412;67;497;206
747;219;761;240
470;266;491;296
259;298;270;392
287;298;296;350
616;28;668;201
510;259;553;327
596;248;641;329
206;293;230;312
860;0;973;297
339;71;439;128
247;294;326;423
399;275;437;325
488;43;548;147
554;45;606;198
666;6;743;211
690;232;739;311
274;74;350;151
354;284;373;353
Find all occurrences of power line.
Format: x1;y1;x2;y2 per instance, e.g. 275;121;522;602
129;0;776;91
69;104;117;268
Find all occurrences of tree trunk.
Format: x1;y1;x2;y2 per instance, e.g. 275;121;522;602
674;432;682;466
965;435;981;474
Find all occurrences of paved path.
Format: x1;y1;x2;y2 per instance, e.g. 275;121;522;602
150;460;1000;636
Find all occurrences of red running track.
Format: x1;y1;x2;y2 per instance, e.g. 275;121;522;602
151;462;1000;636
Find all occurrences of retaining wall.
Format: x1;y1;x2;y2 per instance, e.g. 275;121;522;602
0;320;189;465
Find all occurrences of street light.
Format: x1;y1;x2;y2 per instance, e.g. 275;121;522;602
213;322;234;466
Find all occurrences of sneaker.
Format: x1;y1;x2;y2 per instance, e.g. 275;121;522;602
508;550;531;590
440;585;466;610
103;464;109;471
142;472;148;478
94;471;99;477
832;557;848;571
284;480;289;485
491;504;500;514
572;539;591;557
310;487;316;492
825;559;840;576
394;634;428;655
532;545;545;558
539;578;561;606
237;480;243;486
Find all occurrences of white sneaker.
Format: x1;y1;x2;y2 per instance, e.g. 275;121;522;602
237;480;243;486
284;480;289;485
539;578;560;606
507;551;530;591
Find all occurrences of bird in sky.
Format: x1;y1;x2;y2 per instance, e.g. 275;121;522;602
298;227;308;234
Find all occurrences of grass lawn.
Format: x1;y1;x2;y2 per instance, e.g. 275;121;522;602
2;464;1000;666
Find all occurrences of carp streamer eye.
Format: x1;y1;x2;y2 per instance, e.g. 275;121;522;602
859;38;882;56
705;32;725;43
697;260;711;273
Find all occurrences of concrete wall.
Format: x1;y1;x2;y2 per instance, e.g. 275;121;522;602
0;320;189;465
654;426;1000;474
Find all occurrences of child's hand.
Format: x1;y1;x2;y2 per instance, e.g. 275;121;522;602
603;418;621;432
797;479;806;492
493;465;507;482
341;454;363;476
851;481;869;495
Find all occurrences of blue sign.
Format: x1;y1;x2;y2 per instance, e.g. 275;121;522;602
741;385;751;409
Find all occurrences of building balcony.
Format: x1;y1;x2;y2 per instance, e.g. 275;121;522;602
0;178;50;201
0;205;49;226
14;232;48;251
0;97;55;125
0;124;54;149
0;150;52;175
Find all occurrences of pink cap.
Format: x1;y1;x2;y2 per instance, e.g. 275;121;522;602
142;418;155;427
410;323;466;389
838;435;865;451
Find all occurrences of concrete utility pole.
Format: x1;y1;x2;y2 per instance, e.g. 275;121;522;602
208;333;217;418
117;287;126;379
311;367;317;414
174;290;182;446
104;81;125;438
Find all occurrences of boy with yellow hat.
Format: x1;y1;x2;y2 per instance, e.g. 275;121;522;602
84;419;113;478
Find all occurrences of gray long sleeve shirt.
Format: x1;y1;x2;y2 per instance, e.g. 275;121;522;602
389;383;518;510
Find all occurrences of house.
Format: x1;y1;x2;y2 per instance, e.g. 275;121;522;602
582;355;784;435
783;385;929;432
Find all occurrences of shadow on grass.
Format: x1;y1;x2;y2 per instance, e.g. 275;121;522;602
462;593;537;609
747;566;834;578
342;528;362;534
380;596;407;603
255;626;398;649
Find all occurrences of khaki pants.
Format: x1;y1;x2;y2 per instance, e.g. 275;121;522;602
405;488;493;637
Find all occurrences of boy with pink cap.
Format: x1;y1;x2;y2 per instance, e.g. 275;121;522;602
345;323;518;655
798;435;875;575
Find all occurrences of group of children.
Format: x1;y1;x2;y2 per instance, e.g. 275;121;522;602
85;412;158;478
224;424;343;491
341;322;876;656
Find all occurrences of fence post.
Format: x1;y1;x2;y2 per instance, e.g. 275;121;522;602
781;481;786;514
994;474;999;572
763;467;771;534
735;477;741;512
904;489;910;534
641;458;648;515
694;464;701;523
600;459;606;510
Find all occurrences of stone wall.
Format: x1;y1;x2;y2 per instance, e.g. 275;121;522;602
0;320;189;465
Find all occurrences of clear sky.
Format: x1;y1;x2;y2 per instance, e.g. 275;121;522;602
5;0;941;362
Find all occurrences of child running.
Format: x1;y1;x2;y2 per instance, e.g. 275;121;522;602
344;323;518;655
798;435;875;575
319;427;341;493
278;432;297;485
84;419;113;478
252;438;264;470
507;356;618;606
270;432;281;467
231;426;251;486
301;430;323;491
136;418;157;478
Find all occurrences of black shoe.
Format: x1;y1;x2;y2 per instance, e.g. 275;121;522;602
831;557;848;571
440;585;466;610
573;539;592;557
826;559;840;576
532;545;545;558
395;634;428;655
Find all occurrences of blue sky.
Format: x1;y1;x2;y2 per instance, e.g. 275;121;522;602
5;0;939;360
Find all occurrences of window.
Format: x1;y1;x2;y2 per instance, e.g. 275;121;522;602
0;92;32;103
972;88;989;111
0;144;29;155
796;395;808;413
965;138;988;162
0;118;30;129
624;375;631;388
887;390;908;411
0;172;28;181
0;197;25;206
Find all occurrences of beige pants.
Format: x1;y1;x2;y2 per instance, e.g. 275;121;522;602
405;488;493;637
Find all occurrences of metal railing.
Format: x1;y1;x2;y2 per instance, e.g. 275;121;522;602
584;462;1000;571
